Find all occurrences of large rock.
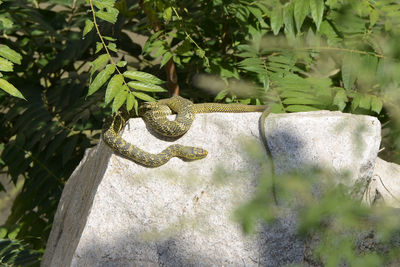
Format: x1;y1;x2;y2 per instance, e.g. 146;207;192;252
364;157;400;208
42;111;381;267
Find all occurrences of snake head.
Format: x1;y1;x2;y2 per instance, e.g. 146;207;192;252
180;146;208;160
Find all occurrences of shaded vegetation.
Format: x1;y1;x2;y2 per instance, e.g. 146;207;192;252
0;0;400;265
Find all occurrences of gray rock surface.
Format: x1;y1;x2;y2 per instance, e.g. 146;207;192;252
264;111;381;198
42;111;381;267
364;157;400;208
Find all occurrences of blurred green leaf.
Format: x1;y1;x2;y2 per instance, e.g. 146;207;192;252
310;0;324;30
371;96;383;114
294;0;309;32
271;6;283;35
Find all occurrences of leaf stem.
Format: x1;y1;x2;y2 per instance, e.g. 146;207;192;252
88;0;129;89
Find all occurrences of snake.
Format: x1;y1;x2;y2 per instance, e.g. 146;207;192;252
102;95;270;167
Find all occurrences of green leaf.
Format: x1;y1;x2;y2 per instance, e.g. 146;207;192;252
271;6;283;35
370;9;379;27
282;98;322;105
96;7;119;24
112;86;128;113
359;94;371;110
0;78;25;100
0;227;6;238
0;16;13;29
83;19;94;38
103;36;117;41
351;93;360;111
131;91;156;102
333;89;348;111
371;96;383;114
286;105;320;112
107;42;118;52
294;0;309;32
0;57;13;72
90;54;109;77
163;7;172;22
126;93;135;111
88;64;115;96
195;49;205;58
92;0;110;10
161;51;173;67
215;89;229;101
248;6;263;21
283;3;295;39
0;45;22;65
127;81;167;92
123;70;164;84
310;0;324;30
95;42;103;53
116;61;127;67
341;54;357;91
105;74;123;104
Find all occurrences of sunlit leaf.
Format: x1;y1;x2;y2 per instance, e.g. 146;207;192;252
117;61;127;67
95;42;103;53
163;7;172;22
83;19;94;38
131;91;156;102
96;7;119;24
161;51;173;67
112;86;128;113
123;70;164;84
126;93;135;111
90;54;109;77
107;42;118;52
105;74;123;104
0;78;25;100
0;57;13;72
103;36;117;41
127;81;167;92
88;64;115;96
0;45;22;65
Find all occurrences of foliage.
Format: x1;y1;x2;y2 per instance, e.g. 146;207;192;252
0;238;41;266
0;1;25;100
0;0;399;265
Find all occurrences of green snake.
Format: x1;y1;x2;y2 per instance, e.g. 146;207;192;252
102;95;269;167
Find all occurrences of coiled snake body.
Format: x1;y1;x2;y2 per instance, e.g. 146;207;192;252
102;96;269;167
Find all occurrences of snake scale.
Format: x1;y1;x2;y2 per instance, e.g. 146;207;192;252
102;95;269;167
